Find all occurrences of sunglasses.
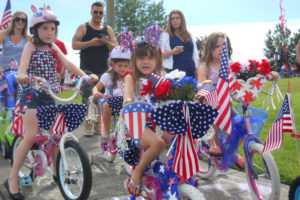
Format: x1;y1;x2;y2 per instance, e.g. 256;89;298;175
93;11;103;15
15;17;26;23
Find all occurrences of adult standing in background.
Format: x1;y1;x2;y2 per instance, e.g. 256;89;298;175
296;40;300;64
55;39;68;83
0;11;30;74
0;11;30;119
161;9;199;77
72;1;117;134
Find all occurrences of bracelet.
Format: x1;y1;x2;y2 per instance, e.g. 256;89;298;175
123;98;133;106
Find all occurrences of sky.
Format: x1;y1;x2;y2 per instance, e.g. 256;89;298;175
1;0;300;65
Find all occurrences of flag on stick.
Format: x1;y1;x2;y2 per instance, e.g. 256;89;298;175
214;40;232;135
0;0;12;30
262;93;296;154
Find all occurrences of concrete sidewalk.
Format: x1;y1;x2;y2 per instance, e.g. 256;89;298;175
0;125;290;200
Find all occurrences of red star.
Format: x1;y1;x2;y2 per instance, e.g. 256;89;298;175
169;178;175;186
231;81;242;92
168;155;173;160
165;163;170;171
250;79;263;90
243;90;254;105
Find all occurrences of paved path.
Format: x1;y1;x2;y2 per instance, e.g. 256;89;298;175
0;125;290;200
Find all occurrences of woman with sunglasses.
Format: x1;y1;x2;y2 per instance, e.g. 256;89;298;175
0;11;30;74
0;11;30;119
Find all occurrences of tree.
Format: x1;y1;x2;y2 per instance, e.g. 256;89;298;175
114;0;167;38
263;24;299;72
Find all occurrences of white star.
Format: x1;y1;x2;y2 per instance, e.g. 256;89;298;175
159;165;165;174
169;192;178;200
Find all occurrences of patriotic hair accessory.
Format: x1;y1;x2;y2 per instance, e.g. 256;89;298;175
143;25;162;49
120;29;135;53
29;4;59;29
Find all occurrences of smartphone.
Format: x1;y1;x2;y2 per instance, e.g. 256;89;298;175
178;45;184;49
98;33;106;38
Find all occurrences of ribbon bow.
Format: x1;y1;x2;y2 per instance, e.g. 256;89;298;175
150;101;218;139
37;104;87;134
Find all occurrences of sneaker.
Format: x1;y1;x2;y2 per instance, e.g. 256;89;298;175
84;122;93;136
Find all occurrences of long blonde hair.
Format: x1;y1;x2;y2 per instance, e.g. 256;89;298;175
6;11;29;39
165;9;191;43
131;42;163;94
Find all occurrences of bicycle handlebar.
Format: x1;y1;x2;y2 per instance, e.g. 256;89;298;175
28;76;89;103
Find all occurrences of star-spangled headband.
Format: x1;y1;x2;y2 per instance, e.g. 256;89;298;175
120;25;162;52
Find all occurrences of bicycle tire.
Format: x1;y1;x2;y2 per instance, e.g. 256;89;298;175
245;143;280;200
196;143;216;179
11;136;34;183
289;175;300;200
1;140;11;159
56;140;92;200
177;184;206;200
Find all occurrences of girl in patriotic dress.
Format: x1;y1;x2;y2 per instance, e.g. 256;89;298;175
92;45;131;142
5;5;98;200
122;38;170;197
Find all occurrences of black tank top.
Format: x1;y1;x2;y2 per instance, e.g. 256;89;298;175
80;23;109;75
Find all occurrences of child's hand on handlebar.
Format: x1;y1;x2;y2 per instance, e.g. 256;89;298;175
88;74;99;83
268;71;279;81
16;74;29;84
93;92;102;99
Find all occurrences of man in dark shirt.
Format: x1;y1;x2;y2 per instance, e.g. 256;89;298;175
72;2;117;134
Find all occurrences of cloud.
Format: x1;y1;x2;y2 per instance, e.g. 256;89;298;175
188;22;299;62
65;42;80;67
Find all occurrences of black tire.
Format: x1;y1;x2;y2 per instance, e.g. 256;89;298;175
289;176;300;200
245;143;280;200
1;141;11;159
177;184;206;199
56;140;92;200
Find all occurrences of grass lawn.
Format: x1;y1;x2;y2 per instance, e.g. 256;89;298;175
237;77;300;185
59;78;300;185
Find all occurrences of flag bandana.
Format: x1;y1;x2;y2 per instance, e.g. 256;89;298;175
151;101;218;179
262;93;295;154
122;102;152;144
37;104;87;134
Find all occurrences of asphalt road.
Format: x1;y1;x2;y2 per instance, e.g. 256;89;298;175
0;124;290;200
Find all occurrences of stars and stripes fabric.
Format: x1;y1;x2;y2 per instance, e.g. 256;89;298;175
173;104;200;180
10;101;25;138
0;0;12;30
214;41;232;135
196;83;218;108
121;102;152;141
262;93;295;154
37;104;87;134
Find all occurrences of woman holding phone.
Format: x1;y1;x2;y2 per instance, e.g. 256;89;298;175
161;9;199;77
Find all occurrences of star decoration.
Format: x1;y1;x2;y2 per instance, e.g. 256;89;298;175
231;80;242;91
243;90;254;105
169;192;178;200
165;163;170;171
250;78;263;90
169;178;175;186
159;164;165;174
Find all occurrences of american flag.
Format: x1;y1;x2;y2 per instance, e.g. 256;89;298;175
50;113;66;135
10;101;25;138
0;0;12;30
122;102;152;142
173;104;199;180
214;41;232;135
196;83;218;108
0;0;12;55
148;72;168;88
262;93;295;155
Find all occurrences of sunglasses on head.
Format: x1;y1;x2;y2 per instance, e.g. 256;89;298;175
93;11;103;15
15;17;26;23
